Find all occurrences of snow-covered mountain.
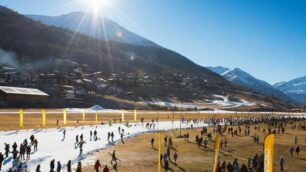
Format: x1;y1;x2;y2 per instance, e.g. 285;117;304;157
207;66;229;75
27;12;159;47
207;67;295;104
274;76;306;105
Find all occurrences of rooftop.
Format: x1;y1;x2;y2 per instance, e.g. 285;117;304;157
0;86;49;96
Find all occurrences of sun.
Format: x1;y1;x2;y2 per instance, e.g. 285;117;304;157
89;0;110;9
86;0;111;15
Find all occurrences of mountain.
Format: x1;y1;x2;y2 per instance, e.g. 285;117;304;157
207;67;296;104
274;76;306;106
0;6;296;110
27;12;159;47
207;66;229;75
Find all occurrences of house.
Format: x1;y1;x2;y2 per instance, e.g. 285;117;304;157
3;71;20;82
0;86;48;103
64;90;85;102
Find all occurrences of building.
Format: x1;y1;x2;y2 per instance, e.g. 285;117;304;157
64;90;85;102
0;86;49;103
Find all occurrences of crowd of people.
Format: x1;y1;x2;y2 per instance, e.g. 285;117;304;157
149;115;305;172
1;135;38;171
1;114;305;171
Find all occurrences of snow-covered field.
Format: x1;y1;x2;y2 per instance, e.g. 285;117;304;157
0;121;207;171
138;95;256;110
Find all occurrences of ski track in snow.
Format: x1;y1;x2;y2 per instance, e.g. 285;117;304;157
0;121;207;171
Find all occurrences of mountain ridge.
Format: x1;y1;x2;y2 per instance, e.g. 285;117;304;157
27;12;160;48
207;66;296;104
274;76;306;106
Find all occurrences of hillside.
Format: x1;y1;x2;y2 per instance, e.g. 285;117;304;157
0;6;297;110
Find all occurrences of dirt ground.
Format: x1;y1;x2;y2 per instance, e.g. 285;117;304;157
82;121;306;172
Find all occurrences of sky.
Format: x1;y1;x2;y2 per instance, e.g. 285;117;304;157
1;0;306;84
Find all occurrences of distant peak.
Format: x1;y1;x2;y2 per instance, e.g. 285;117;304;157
62;11;92;17
206;66;230;75
273;81;286;87
232;67;244;72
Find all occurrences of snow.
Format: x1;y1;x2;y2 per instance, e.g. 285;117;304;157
293;82;306;86
274;76;306;96
138;95;256;110
68;108;127;114
286;89;305;94
138;101;202;109
211;95;256;108
88;105;104;111
0;121;206;171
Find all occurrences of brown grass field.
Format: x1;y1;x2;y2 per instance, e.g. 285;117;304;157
81;122;306;172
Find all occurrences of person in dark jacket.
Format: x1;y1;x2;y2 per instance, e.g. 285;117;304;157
94;160;102;172
12;142;18;153
240;164;248;172
20;144;25;160
13;150;18;160
280;156;284;171
0;152;4;171
57;161;62;172
67;160;72;172
173;152;178;164
26;145;31;160
76;161;82;172
30;135;35;144
50;159;55;172
36;165;41;172
34;139;38;152
296;145;300;156
111;150;117;164
4;143;10;158
103;165;109;172
151;138;154;148
227;162;234;172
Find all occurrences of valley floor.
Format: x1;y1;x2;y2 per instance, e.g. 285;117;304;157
83;122;306;172
0;111;305;172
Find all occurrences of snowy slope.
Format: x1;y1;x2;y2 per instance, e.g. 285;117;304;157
138;94;256;110
206;66;229;75
0;121;206;172
274;76;306;105
27;12;159;48
207;67;295;104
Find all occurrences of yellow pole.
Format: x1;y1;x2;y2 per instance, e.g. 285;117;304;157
63;109;67;125
42;109;46;127
95;112;98;123
158;132;161;172
213;134;221;172
134;109;137;121
264;134;275;172
82;109;85;123
19;109;24;127
122;111;125;122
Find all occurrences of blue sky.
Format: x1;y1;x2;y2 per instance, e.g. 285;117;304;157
1;0;306;84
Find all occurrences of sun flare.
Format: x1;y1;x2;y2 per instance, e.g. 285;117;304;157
89;0;110;9
86;0;111;15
